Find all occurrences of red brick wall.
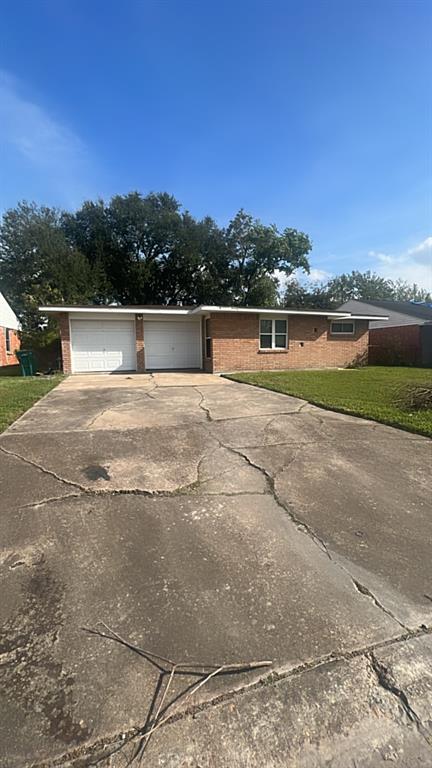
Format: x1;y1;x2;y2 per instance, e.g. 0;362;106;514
202;316;213;372
56;310;368;374
136;316;145;372
209;313;369;373
0;326;20;366
369;325;421;365
58;313;72;373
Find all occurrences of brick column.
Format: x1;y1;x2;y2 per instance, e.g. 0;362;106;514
58;313;72;373
0;328;6;366
136;316;145;372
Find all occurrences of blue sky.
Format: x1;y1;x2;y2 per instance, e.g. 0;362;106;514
1;0;431;290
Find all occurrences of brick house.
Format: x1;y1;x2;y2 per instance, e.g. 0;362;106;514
339;299;432;366
40;304;386;374
0;292;20;367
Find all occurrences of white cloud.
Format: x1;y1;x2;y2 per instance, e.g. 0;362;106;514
0;70;97;207
306;268;332;283
407;236;432;258
273;269;290;293
369;237;432;292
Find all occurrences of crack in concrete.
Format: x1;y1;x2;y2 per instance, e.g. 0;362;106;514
208;437;324;450
3;441;270;507
211;406;312;425
143;385;158;400
0;438;271;512
18;492;84;511
4;380;431;766
226;379;432;441
0;445;86;492
191;389;312;427
261;402;310;434
33;623;432;768
201;435;410;631
179;444;271;496
0;424;425;634
368;651;432;748
85;390;160;429
351;578;408;631
227;443;331;558
0;445;204;500
194;386;212;421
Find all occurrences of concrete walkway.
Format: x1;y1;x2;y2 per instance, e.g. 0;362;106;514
1;372;431;767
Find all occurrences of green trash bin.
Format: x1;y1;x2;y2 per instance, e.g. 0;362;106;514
16;350;36;377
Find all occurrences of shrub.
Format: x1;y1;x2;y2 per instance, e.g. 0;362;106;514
396;384;432;411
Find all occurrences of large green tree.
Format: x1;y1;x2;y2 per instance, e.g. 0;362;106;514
0;202;99;334
61;192;230;305
324;270;432;305
0;193;313;335
283;270;432;309
225;209;311;306
391;279;431;303
324;270;395;304
61;195;312;306
283;279;333;309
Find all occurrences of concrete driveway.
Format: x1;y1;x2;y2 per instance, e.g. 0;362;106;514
1;372;431;767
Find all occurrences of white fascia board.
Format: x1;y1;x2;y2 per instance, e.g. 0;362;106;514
39;306;136;314
39;305;388;320
332;314;389;321
39;306;195;316
198;305;349;317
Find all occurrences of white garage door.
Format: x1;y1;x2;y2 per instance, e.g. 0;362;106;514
144;321;201;370
70;319;136;373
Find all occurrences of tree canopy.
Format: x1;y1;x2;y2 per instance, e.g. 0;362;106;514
283;270;432;309
0;192;312;333
1;193;430;337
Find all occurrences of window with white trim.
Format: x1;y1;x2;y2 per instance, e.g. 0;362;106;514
330;320;355;335
259;317;288;349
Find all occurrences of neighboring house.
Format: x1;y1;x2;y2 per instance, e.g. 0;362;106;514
0;293;20;367
339;299;432;366
39;304;386;374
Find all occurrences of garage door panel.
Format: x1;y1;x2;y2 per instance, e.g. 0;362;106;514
144;321;201;370
71;320;136;373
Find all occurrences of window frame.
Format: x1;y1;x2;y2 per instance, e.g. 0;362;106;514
259;316;288;350
5;328;12;354
330;320;355;336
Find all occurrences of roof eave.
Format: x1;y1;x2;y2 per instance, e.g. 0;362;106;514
334;314;389;321
38;305;389;321
197;305;350;317
38;306;197;316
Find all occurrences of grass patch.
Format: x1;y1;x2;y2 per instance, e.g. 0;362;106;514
226;367;432;438
0;375;64;433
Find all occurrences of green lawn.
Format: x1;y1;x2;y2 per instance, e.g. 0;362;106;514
226;367;432;438
0;375;64;433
